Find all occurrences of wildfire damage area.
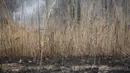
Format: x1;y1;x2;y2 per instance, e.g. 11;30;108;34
0;0;130;73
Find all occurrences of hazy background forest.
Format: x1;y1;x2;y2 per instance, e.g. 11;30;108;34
0;0;130;59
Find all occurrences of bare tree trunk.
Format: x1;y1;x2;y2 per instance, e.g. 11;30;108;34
67;0;81;24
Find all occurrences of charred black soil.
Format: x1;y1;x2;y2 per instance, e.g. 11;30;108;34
0;56;130;73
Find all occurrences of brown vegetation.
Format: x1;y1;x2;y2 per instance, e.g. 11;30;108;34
0;0;130;60
0;18;130;59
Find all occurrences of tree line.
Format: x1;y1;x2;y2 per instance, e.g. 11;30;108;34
0;0;130;25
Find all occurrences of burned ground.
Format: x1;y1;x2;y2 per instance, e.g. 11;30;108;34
0;56;130;73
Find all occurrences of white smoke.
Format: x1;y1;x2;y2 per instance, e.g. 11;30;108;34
13;0;45;24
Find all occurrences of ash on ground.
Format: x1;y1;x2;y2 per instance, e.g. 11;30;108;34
0;56;130;73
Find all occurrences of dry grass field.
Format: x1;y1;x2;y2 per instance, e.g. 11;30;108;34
0;18;130;59
0;0;130;73
0;0;130;59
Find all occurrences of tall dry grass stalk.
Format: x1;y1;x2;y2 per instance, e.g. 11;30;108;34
1;18;130;58
0;0;130;59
